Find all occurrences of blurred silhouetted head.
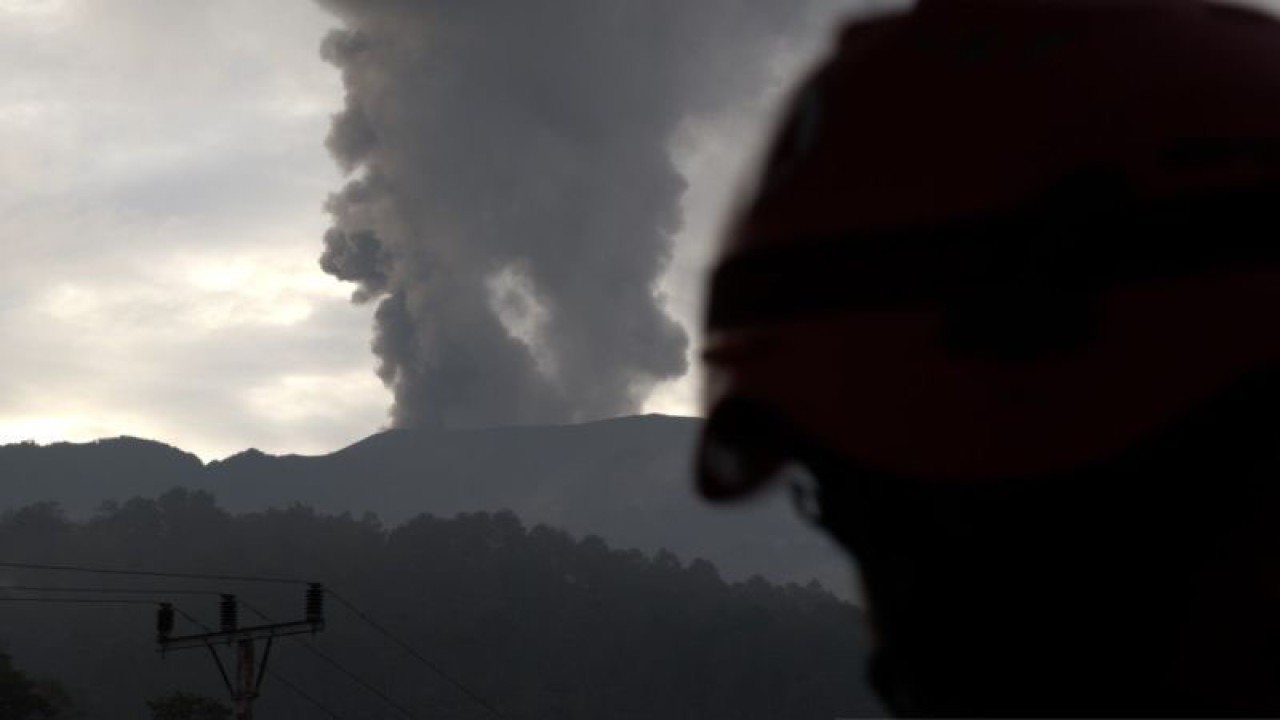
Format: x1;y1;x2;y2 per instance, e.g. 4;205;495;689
698;0;1280;715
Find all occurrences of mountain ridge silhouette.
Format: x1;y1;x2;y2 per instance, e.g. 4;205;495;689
0;414;855;597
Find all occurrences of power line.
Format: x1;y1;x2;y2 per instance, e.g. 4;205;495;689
0;560;308;585
0;597;158;606
328;590;508;719
241;602;419;720
288;632;419;720
266;666;345;720
16;601;333;719
173;606;348;720
1;559;506;717
173;606;212;632
0;585;220;596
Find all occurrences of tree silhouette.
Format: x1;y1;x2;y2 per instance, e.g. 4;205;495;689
0;652;74;720
0;490;881;719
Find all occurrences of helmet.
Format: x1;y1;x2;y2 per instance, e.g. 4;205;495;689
698;0;1280;499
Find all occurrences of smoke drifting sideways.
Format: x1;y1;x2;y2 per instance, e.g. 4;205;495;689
316;0;840;429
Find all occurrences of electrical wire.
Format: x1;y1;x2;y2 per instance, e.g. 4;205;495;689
172;606;348;720
287;633;419;720
0;585;220;596
172;606;211;631
0;560;308;585
0;597;159;605
266;667;346;720
0;559;506;717
240;602;419;720
328;590;509;719
172;606;207;631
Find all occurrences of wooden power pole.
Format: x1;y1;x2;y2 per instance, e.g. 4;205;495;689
157;584;325;720
236;637;255;720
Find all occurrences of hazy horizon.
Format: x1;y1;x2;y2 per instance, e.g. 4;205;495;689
0;410;703;463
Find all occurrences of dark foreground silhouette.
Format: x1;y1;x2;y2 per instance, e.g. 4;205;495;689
698;0;1280;715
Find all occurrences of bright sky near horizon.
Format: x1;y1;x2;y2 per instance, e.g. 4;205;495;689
1;0;373;459
0;0;853;460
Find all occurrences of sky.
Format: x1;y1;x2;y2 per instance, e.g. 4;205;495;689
14;0;1273;461
0;0;867;460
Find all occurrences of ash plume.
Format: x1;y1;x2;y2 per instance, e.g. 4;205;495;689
316;0;844;428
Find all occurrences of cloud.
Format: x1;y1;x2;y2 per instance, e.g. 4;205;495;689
313;0;873;430
0;0;392;459
0;0;902;458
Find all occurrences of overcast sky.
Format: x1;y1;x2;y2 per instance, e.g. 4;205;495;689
15;0;1272;461
0;0;867;459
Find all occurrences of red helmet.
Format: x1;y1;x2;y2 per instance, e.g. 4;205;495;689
699;0;1280;499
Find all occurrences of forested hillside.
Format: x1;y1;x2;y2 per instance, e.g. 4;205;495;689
0;416;855;598
0;490;881;719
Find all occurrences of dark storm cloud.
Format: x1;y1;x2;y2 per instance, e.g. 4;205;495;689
315;0;840;428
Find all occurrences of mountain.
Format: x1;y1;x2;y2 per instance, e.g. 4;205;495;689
0;415;857;598
0;436;204;507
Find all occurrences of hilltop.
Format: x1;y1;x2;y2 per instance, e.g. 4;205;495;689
0;415;855;598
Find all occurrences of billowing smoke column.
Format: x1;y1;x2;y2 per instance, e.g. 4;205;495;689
316;0;833;428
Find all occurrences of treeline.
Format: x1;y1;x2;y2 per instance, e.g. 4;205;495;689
0;489;880;719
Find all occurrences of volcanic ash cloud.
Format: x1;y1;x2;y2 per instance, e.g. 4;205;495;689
316;0;827;428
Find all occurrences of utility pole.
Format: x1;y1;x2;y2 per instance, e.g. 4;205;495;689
237;638;255;720
157;584;325;720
